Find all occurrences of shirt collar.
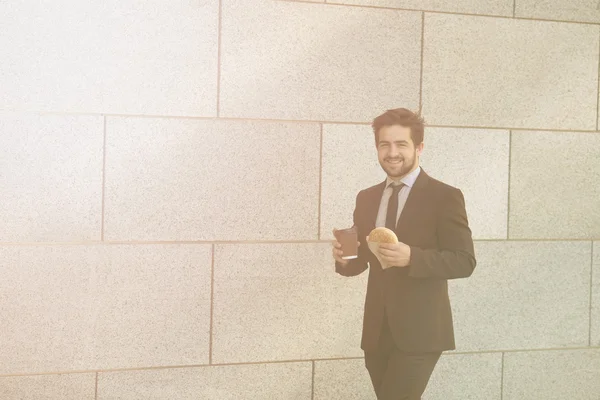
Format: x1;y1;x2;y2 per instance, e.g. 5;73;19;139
386;165;421;189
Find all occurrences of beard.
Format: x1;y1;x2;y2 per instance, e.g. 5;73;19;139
380;150;418;179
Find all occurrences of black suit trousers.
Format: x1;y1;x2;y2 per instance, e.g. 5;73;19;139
364;311;441;400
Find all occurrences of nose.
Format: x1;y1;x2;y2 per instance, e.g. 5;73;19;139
387;144;400;157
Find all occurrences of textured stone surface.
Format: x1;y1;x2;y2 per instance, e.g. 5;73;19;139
503;349;600;399
515;0;600;23
1;0;598;396
104;117;320;241
320;125;509;240
448;241;591;351
212;243;367;363
0;1;218;116
320;124;386;239
220;0;421;121
314;359;376;400
0;244;211;374
98;363;312;400
419;128;509;239
422;14;599;130
0;374;96;400
592;241;599;346
333;0;513;15
314;353;502;400
509;131;600;239
0;114;103;242
425;352;502;400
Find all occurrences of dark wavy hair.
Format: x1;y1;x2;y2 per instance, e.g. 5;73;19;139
371;108;425;146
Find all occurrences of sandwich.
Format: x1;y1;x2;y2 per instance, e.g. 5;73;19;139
367;227;398;269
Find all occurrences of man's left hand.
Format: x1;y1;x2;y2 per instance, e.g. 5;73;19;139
377;241;411;268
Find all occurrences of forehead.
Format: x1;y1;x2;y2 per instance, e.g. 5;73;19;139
378;125;412;143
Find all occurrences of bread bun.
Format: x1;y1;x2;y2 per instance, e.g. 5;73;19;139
368;227;398;244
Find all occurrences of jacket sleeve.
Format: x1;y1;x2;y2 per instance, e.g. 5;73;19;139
335;191;369;277
407;187;476;280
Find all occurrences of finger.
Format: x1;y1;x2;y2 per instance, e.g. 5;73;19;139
334;256;343;263
380;254;397;263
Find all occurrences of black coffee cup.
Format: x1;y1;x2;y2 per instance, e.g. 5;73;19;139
333;226;358;260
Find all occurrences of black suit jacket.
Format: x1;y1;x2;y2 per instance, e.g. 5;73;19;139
336;169;476;353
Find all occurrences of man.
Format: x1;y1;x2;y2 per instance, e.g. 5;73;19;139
332;108;476;399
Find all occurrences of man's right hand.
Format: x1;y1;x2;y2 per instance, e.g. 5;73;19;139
331;229;359;266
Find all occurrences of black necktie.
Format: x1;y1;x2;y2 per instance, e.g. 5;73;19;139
385;183;404;230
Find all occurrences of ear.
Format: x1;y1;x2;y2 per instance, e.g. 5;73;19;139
416;142;424;156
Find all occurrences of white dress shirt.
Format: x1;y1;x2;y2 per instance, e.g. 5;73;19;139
375;166;421;229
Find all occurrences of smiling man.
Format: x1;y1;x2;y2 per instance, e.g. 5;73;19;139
332;108;476;400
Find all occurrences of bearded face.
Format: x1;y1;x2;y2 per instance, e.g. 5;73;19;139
376;125;422;179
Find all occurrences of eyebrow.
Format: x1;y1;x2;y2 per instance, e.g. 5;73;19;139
379;140;409;145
